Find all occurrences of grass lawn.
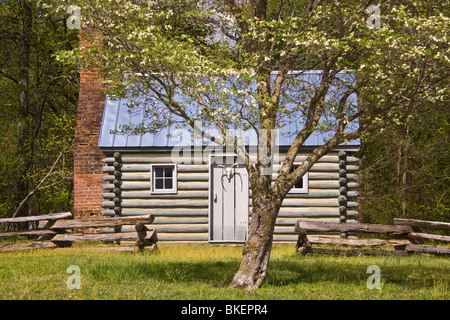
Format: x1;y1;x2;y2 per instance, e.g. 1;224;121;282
0;243;448;300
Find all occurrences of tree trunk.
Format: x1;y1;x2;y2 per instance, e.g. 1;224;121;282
401;120;410;217
14;0;33;218
396;118;410;217
229;193;282;290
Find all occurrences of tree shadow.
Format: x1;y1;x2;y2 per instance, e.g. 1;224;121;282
265;255;450;290
88;258;241;287
85;252;449;291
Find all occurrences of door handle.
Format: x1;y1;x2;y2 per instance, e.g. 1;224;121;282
214;193;217;203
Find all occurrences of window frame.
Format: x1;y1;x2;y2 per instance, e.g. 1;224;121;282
288;164;309;194
150;163;178;195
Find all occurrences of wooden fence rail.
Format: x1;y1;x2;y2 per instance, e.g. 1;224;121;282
0;213;157;252
295;218;450;256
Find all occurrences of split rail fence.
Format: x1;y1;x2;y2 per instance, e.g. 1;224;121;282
0;212;157;252
295;218;450;256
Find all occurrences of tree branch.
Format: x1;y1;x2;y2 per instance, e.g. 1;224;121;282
12;151;65;218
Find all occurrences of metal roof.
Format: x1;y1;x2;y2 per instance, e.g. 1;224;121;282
98;71;360;148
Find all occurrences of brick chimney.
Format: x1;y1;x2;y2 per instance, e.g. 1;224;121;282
73;29;105;218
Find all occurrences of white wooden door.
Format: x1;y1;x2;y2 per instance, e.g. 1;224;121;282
209;158;249;243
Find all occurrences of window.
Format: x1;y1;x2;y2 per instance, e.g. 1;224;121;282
288;164;309;194
150;164;177;194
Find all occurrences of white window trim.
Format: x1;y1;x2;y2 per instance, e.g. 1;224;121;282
288;164;309;194
150;163;178;194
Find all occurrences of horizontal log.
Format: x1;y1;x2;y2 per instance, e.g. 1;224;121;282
393;218;450;231
346;182;360;189
278;208;358;218
103;164;211;173
276;190;358;199
102;198;357;208
295;220;414;234
273;163;359;172
101;180;359;191
406;232;450;242
276;218;306;226
102;189;358;200
157;233;209;241
102;200;209;208
272;173;359;181
106;225;208;234
346;202;359;208
104;181;210;191
345;191;359;198
282;163;358;172
307;181;359;189
273;226;298;234
109;165;151;172
276;217;346;226
0;229;57;238
50;215;155;229
272;234;299;242
277;217;355;226
178;173;206;181
405;244;450;255
102;165;208;181
51;231;148;242
303;236;413;247
276;199;356;207
106;217;208;226
101;172;359;182
101;166;359;180
178;165;209;172
0;212;72;224
113;233;295;242
152;217;208;224
178;182;209;190
101;208;357;218
102;183;151;190
101;210;358;222
0;241;60;252
110;221;358;235
112;163;197;173
102;174;148;181
102;166;209;176
103;191;209;199
271;173;358;181
102;209;209;217
298;247;408;256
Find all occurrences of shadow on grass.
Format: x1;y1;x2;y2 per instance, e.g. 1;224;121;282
86;258;241;287
83;252;449;291
266;254;450;290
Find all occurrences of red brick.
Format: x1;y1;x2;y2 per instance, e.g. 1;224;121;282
73;29;106;219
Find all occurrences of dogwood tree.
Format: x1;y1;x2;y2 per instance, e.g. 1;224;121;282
55;0;448;289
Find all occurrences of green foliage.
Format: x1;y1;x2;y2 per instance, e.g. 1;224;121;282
0;0;79;218
58;0;448;148
58;0;449;226
359;99;450;224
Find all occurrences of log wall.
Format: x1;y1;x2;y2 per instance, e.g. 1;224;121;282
100;149;360;243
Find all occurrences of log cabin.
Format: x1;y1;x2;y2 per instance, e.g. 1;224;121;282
73;69;360;243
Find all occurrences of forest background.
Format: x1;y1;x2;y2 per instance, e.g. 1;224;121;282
0;0;448;225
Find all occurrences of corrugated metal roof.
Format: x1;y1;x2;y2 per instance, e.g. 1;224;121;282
98;71;360;148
